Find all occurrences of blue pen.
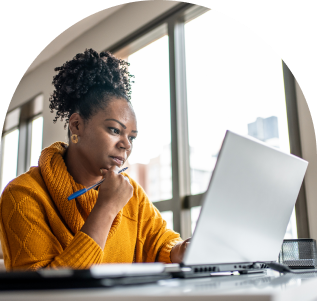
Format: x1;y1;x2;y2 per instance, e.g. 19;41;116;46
67;167;128;201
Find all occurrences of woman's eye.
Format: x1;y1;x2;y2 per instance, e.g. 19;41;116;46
129;136;136;142
109;128;120;134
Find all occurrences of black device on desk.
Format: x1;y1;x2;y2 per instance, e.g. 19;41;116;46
0;263;171;290
169;131;308;278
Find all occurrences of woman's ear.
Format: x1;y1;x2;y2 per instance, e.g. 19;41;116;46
68;113;84;135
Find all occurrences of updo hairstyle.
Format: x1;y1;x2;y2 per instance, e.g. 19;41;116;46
49;48;134;130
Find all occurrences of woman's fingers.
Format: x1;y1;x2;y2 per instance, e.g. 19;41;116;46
100;166;119;177
181;238;191;251
97;164;133;216
123;176;130;183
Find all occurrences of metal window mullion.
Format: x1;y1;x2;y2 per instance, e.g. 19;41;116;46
16;120;28;176
26;120;33;171
184;194;203;209
168;16;191;237
154;200;174;212
109;3;193;54
282;61;310;238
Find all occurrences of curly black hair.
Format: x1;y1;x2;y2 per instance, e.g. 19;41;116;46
49;48;134;129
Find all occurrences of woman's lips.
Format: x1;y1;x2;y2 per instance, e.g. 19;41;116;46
110;156;124;166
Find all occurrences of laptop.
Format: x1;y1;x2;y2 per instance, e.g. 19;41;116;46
171;130;308;278
0;130;308;288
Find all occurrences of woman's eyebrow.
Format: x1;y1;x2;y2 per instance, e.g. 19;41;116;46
105;118;126;129
105;118;138;133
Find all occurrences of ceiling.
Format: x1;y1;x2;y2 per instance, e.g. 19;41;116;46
25;4;125;75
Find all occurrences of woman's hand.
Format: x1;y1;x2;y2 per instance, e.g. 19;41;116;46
80;165;133;249
97;165;133;217
170;238;191;263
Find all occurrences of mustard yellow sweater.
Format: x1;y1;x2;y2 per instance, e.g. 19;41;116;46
0;142;182;271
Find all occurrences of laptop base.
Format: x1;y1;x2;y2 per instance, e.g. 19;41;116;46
171;262;268;279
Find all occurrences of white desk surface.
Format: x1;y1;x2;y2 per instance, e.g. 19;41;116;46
1;270;317;301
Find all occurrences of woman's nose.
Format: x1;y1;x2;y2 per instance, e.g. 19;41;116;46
118;136;132;151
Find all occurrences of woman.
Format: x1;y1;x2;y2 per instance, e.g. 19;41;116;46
0;49;189;271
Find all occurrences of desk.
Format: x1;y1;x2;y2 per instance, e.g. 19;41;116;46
1;270;317;301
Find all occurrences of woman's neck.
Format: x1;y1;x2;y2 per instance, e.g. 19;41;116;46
64;144;103;188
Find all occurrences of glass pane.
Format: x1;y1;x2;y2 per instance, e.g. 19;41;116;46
30;116;43;167
122;35;172;202
284;208;297;239
1;129;19;193
160;210;174;231
185;10;296;238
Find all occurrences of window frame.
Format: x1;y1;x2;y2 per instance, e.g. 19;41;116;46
0;126;20;192
26;113;44;170
0;94;44;188
282;62;310;238
109;3;308;238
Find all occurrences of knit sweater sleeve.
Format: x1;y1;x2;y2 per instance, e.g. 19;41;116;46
135;183;183;263
0;185;103;271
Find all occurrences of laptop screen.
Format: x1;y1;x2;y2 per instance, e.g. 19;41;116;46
183;131;308;266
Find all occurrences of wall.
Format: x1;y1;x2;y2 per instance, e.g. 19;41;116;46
296;80;317;240
8;1;179;148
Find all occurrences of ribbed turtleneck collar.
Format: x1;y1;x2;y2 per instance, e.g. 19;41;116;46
38;142;122;236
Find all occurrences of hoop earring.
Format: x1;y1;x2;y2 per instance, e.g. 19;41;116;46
71;134;79;144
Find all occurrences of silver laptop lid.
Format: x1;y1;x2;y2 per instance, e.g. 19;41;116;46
183;130;308;266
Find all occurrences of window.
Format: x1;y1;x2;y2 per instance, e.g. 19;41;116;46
109;3;305;238
115;25;172;203
0;95;44;193
160;211;174;231
185;9;297;238
190;206;201;234
1;108;20;192
0;129;19;193
185;10;289;194
29;115;44;168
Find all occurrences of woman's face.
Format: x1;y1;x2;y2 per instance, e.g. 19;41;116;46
70;98;137;175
